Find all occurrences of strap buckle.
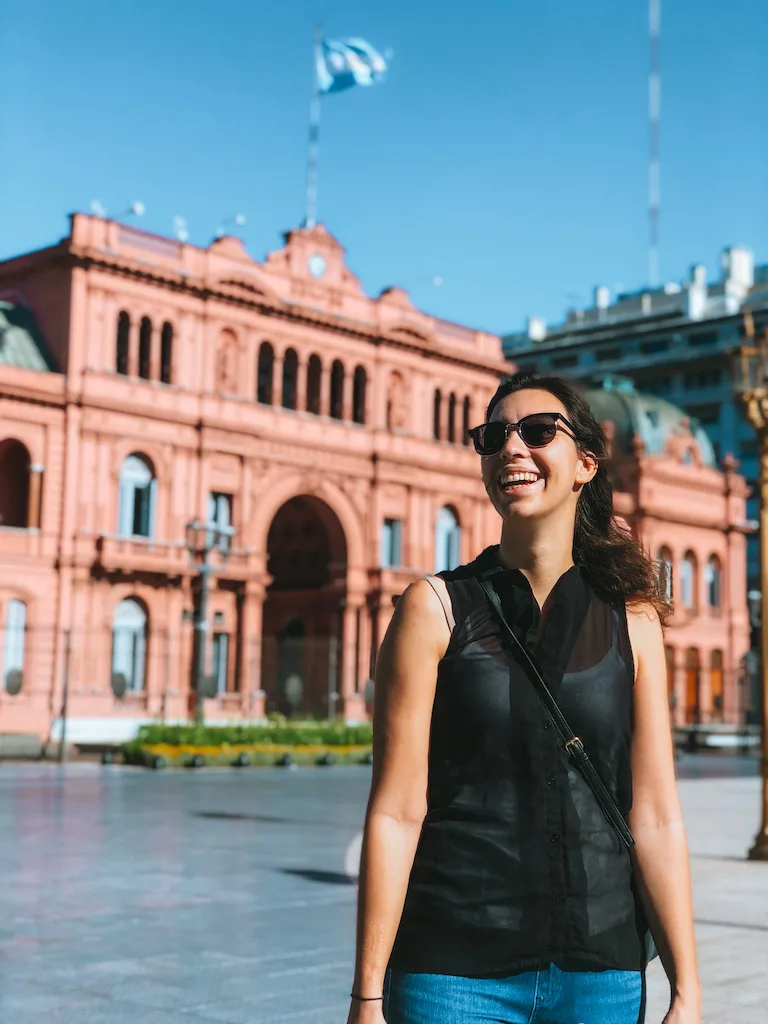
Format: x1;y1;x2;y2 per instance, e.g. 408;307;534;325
565;736;584;756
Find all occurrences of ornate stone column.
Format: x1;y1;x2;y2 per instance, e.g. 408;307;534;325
128;318;140;376
149;323;162;382
322;364;332;417
342;369;354;422
241;579;268;720
439;392;449;442
272;352;284;408
296;354;308;412
341;595;366;720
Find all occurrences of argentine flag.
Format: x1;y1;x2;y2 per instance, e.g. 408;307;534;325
316;37;387;95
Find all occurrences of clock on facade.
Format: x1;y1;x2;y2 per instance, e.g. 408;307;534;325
307;253;327;278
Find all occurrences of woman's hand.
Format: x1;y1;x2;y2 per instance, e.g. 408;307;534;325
662;988;701;1024
345;998;387;1024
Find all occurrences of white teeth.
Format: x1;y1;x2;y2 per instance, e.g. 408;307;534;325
500;472;539;485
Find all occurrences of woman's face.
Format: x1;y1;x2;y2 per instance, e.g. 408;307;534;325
480;388;597;523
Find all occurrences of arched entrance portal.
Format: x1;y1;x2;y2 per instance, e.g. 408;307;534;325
262;496;347;718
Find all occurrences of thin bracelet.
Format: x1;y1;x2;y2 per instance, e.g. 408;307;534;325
350;993;383;1002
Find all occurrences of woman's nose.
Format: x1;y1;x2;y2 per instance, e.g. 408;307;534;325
499;426;528;458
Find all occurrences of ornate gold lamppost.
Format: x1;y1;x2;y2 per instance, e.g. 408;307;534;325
735;316;768;860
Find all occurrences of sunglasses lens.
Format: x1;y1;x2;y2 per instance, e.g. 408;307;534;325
519;415;558;447
474;421;507;455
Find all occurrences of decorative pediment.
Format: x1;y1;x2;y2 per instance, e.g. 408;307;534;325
217;278;271;300
387;322;434;346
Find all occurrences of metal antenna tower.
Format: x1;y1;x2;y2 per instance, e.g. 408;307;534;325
648;0;661;287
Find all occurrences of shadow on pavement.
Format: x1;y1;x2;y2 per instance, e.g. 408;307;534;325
280;868;356;886
195;811;291;823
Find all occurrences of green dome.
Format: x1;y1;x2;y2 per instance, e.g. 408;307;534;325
584;376;717;467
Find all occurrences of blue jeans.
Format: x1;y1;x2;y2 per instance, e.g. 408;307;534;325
383;963;645;1024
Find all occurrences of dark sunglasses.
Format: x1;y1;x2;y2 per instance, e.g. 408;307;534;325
468;413;576;456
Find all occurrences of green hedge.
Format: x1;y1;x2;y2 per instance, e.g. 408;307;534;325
130;717;373;748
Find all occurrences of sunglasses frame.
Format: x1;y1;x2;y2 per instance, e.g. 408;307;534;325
468;412;577;456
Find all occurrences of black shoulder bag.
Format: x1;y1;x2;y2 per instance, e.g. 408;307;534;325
477;576;658;964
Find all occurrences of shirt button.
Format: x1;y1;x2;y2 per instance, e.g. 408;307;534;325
547;775;557;787
554;893;565;904
550;833;560;845
543;721;551;731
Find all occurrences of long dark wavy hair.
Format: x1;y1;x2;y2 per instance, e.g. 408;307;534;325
487;372;666;619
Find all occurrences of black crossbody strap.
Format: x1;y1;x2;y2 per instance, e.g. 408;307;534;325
478;577;635;853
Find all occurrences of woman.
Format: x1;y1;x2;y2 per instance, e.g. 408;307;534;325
346;373;700;1024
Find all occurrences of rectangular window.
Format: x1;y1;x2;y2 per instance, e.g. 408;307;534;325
211;632;229;694
207;493;233;552
595;346;621;362
380;518;403;568
550;354;578;369
688;333;718;347
689;404;720;426
640;339;669;355
2;599;26;689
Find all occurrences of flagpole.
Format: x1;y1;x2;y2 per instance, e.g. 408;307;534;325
305;25;322;229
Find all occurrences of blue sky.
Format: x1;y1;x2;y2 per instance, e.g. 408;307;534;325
1;0;766;334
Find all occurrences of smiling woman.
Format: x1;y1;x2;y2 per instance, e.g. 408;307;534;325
348;372;699;1024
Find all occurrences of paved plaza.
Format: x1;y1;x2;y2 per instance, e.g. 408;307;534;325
0;755;765;1024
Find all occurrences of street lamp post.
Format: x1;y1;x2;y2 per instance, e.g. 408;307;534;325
185;519;235;725
734;323;768;860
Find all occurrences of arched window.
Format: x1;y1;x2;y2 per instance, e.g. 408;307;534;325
462;396;471;446
433;389;442;440
118;454;156;539
116;311;130;375
330;360;344;420
282;348;298;410
685;647;700;724
111;598;147;693
3;599;27;692
710;649;724;721
0;440;31;528
447;393;457;443
257;342;274;404
353;366;367;425
657;546;673;605
306;355;322;414
435;506;461;574
705;556;722;610
138;317;152;380
680;551;697;611
664;645;675;702
160;322;173;384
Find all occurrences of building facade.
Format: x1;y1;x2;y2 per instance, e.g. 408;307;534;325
0;215;753;744
503;247;768;591
0;214;507;743
585;379;753;728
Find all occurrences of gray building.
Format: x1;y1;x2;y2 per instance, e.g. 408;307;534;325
503;247;768;589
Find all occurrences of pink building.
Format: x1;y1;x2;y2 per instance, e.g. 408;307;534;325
0;214;752;746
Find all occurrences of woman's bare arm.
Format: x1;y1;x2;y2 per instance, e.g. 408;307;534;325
626;603;700;1018
349;579;450;1004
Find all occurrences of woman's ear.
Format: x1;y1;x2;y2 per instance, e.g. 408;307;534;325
575;451;598;486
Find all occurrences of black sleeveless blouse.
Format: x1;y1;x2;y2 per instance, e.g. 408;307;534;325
389;546;645;978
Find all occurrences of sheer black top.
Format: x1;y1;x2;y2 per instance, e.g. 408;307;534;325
388;546;645;978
